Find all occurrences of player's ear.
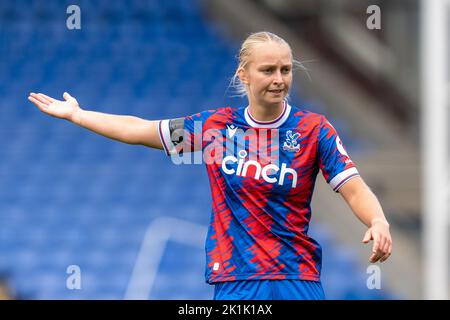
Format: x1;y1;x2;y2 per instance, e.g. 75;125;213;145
238;68;249;85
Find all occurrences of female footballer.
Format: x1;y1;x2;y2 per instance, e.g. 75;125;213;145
28;31;392;300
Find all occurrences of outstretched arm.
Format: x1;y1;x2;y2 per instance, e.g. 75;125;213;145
28;92;163;149
338;176;392;263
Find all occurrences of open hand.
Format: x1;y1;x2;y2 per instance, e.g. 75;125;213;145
362;220;392;263
28;92;81;122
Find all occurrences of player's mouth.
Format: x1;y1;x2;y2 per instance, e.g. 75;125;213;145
267;89;284;95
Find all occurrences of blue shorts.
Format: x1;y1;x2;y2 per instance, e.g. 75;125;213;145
213;279;325;300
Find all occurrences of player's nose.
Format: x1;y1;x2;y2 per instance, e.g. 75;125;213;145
273;70;283;85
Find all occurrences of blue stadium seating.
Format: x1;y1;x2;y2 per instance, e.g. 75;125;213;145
0;0;386;299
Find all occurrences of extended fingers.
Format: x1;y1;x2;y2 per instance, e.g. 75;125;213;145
28;95;49;111
29;92;51;106
38;93;57;103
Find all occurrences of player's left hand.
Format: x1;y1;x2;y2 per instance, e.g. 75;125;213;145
362;219;392;263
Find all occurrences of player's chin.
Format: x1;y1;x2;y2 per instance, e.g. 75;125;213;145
264;93;286;104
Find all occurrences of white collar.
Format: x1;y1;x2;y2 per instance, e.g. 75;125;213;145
244;101;291;128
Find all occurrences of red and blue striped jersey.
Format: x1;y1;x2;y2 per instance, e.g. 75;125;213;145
158;102;359;283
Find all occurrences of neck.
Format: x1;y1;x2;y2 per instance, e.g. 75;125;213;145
248;101;285;122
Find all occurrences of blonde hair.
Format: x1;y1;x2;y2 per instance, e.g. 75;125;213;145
229;31;308;98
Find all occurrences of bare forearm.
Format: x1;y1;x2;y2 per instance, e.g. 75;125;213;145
346;187;389;228
339;177;392;262
72;109;161;147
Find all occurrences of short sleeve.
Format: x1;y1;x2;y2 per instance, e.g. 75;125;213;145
317;116;360;192
157;109;216;156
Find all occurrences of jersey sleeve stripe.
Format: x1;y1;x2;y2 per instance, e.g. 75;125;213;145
330;167;360;192
158;119;177;156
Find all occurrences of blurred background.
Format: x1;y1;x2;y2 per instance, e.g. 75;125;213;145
0;0;447;299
